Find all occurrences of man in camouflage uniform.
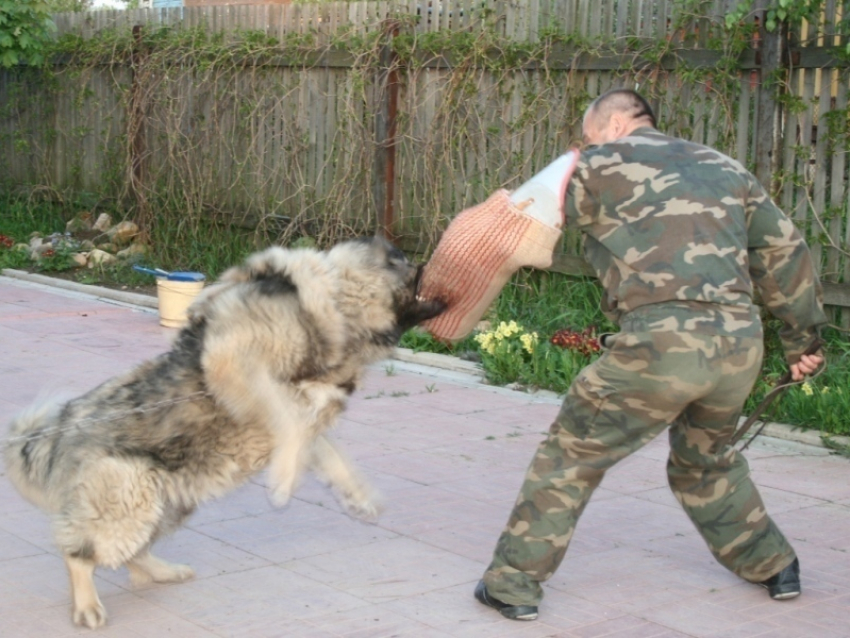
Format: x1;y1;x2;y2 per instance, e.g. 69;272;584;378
475;89;827;621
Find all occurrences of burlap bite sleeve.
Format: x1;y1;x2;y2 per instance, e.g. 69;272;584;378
419;189;562;342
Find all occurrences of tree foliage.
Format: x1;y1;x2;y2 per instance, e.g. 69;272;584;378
0;0;56;68
44;0;92;12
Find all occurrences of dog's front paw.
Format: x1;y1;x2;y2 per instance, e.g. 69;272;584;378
339;490;383;521
269;485;294;508
73;600;107;629
346;498;383;521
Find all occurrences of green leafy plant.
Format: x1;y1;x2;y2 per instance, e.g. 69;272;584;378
0;0;56;68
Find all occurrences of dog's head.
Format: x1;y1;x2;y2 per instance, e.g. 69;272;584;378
328;237;446;334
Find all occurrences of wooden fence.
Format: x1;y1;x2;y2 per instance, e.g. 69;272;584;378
0;0;848;321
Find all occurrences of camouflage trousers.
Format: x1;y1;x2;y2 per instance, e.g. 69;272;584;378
483;329;796;606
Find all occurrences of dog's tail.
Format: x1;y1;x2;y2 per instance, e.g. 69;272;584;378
4;397;67;512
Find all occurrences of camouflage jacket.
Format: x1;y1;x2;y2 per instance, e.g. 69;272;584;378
564;126;827;364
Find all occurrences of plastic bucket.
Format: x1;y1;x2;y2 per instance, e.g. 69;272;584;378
156;278;205;328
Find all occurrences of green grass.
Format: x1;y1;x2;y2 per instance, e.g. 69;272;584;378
747;323;850;436
0;192;256;283
146;217;256;279
0;194;69;271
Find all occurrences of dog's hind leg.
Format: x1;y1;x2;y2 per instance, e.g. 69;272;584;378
127;549;195;586
55;457;167;626
309;435;382;520
65;555;106;629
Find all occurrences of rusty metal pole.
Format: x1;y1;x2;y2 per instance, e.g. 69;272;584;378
374;20;400;242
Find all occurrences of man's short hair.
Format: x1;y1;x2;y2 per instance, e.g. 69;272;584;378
587;89;657;129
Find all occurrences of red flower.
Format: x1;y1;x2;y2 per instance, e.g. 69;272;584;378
550;326;600;356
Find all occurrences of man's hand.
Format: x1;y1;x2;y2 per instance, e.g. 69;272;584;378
790;353;823;381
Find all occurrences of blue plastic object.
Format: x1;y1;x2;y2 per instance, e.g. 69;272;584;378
133;265;205;282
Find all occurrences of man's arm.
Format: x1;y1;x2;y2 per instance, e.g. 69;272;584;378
745;175;828;367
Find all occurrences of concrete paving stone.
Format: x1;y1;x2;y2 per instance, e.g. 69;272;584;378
773;502;850;547
750;458;850;502
116;615;224;638
572;496;695;546
456;402;561;429
40;591;173;630
191;496;390;544
328;419;452;455
375;486;507;538
283;537;483;602
205;515;398;566
595;454;671;496
700;619;788;638
121;527;275;582
414;525;505;565
0;553;127;615
364;448;502;486
344;397;471;427
0;611;80;638
0;367;81;406
433;470;531;507
0;528;48;562
630;486;686;510
308;604;446;637
640;597;771;638
291;468;426;518
750;485;832;515
0;396;27;421
184;479;280;527
404;389;550;416
377;582;549;637
561;615;684;637
362;412;543;447
0;503;56;551
744;615;850;638
2;277;850;637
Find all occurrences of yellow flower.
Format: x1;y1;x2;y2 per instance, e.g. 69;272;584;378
475;331;499;355
520;331;538;354
475;332;494;349
494;320;522;338
801;382;814;396
821;386;830;395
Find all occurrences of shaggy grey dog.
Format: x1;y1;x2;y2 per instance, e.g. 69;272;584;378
4;237;444;629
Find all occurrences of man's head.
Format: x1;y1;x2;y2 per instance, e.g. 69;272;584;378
582;89;657;146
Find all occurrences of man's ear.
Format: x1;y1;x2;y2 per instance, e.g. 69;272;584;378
609;112;627;140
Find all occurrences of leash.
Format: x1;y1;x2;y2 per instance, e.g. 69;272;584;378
729;338;825;450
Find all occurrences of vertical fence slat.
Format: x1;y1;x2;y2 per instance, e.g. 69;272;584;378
828;72;847;278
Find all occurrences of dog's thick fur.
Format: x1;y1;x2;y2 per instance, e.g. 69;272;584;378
3;237;444;629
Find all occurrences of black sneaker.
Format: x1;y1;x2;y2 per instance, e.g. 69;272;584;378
474;580;538;621
759;558;801;600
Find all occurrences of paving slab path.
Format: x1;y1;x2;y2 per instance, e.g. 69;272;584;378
1;277;848;638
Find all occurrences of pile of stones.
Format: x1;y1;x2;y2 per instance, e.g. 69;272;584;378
21;212;147;269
